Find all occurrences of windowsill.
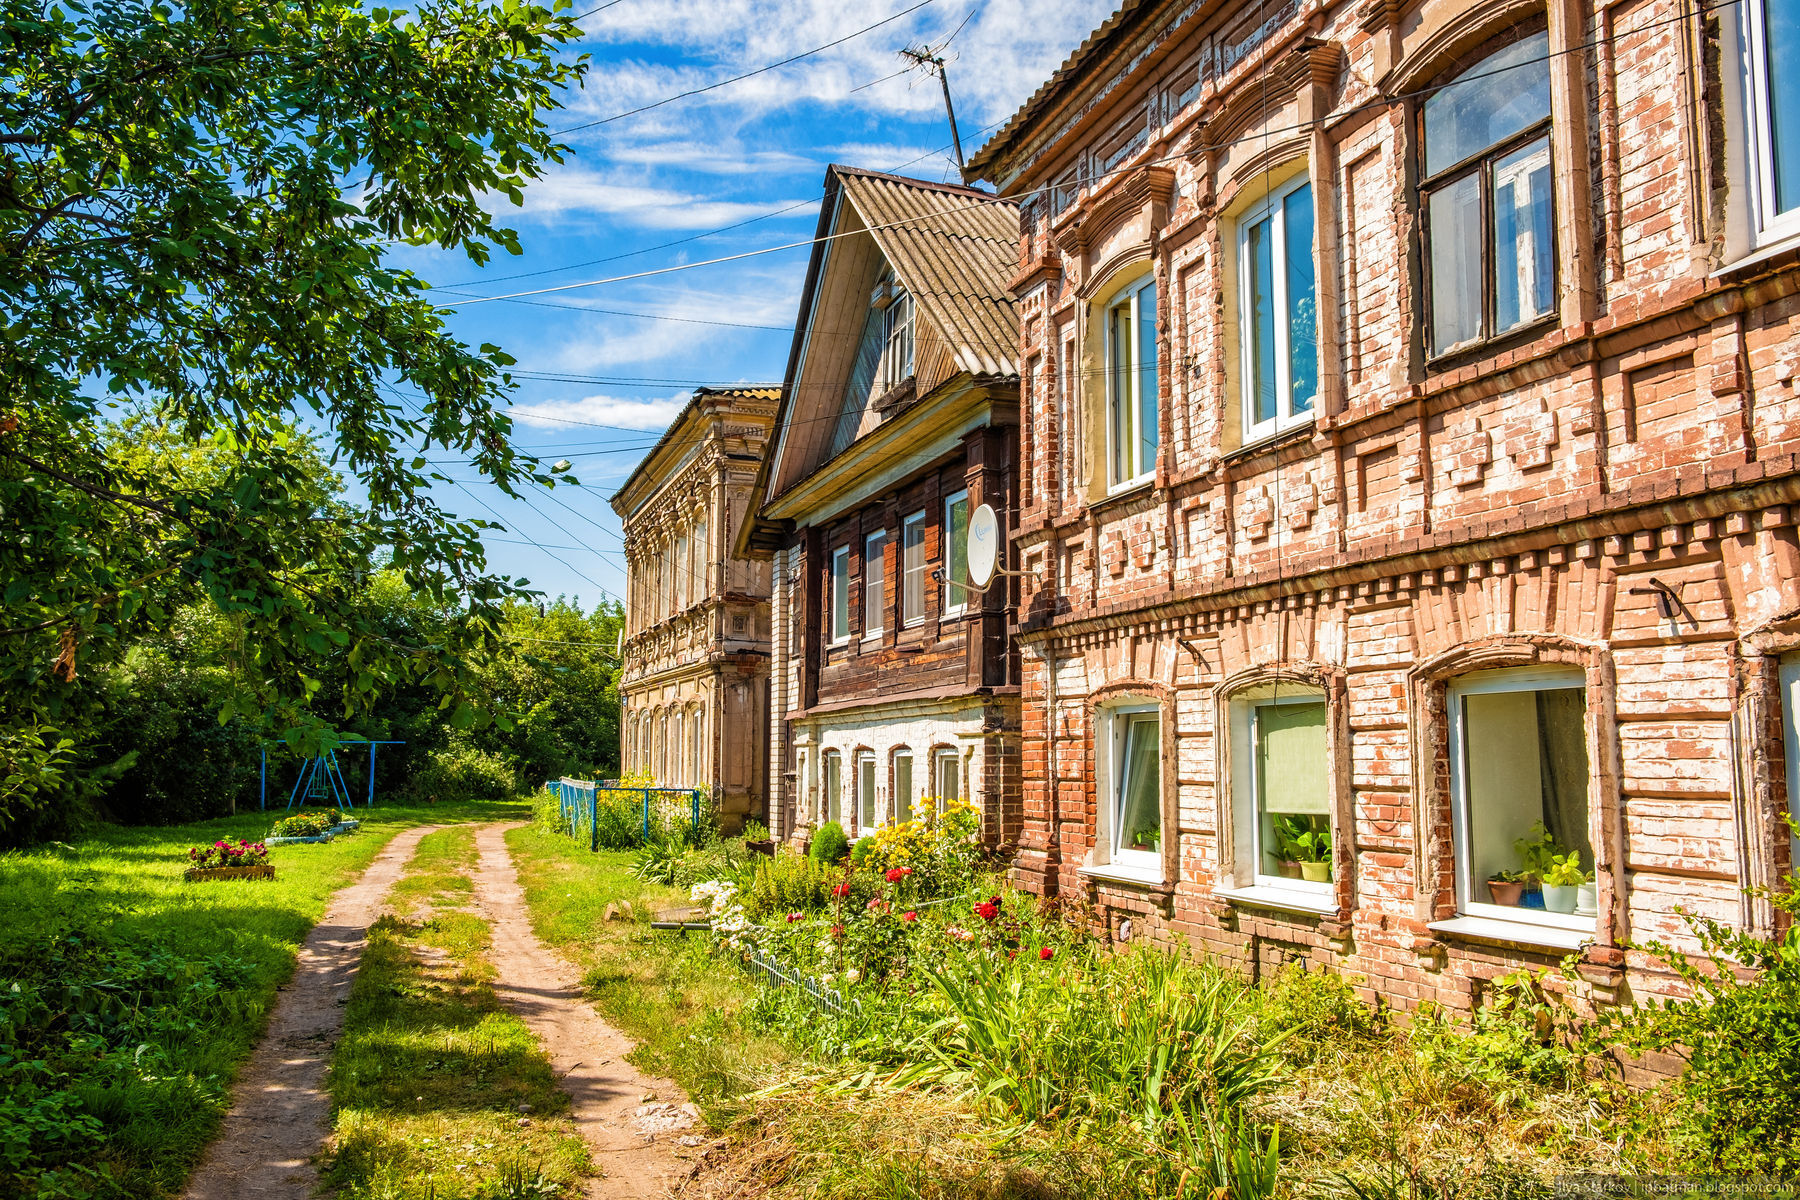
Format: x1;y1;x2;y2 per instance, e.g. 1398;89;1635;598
1716;227;1800;279
861;631;884;645
1428;914;1595;953
1215;884;1337;916
1090;479;1155;515
1077;861;1166;888
1424;312;1559;376
1234;416;1317;459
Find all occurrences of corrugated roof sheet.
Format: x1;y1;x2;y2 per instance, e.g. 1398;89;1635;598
834;167;1020;379
965;0;1149;180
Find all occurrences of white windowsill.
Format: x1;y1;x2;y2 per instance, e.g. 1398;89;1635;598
1428;915;1595;953
1216;884;1337;916
1716;226;1800;276
861;631;883;644
1104;474;1155;500
1078;861;1165;888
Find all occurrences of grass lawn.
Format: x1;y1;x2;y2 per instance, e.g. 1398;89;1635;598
322;825;591;1200
0;798;522;1200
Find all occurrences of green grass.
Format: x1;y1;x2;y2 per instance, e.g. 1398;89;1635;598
322;825;590;1200
504;825;795;1115
0;798;522;1200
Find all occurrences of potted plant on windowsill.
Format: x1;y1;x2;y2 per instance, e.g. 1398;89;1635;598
1485;869;1528;905
1270;816;1305;879
1514;822;1561;909
1540;852;1590;915
1287;821;1332;883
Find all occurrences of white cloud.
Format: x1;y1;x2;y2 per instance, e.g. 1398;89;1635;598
509;392;691;431
487;165;812;230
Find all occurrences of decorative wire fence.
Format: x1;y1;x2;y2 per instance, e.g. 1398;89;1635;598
741;945;857;1016
543;778;712;850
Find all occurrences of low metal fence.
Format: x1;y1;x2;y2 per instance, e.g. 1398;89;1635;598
543;777;710;850
741;945;856;1016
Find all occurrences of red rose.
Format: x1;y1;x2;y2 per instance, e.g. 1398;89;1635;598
974;901;999;921
1039;947;1054;961
829;924;844;940
884;867;907;883
867;898;889;913
902;911;918;922
832;882;852;898
786;912;803;922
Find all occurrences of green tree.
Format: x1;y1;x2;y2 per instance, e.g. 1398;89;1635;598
0;0;589;838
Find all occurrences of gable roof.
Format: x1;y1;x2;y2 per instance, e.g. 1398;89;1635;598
964;0;1152;183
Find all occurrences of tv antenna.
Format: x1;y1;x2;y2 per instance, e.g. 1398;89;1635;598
900;44;964;169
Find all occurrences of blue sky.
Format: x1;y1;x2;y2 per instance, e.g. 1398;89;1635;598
381;0;1117;610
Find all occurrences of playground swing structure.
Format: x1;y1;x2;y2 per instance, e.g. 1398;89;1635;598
258;739;404;812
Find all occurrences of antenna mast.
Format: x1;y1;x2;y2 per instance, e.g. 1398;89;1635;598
900;45;964;169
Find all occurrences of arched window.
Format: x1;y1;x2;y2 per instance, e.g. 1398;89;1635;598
1421;31;1554;357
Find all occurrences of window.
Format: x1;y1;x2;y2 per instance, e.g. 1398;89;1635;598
1780;655;1800;861
823;750;843;826
829;546;850;644
1422;32;1554;358
1738;1;1800;246
932;747;959;811
883;288;914;390
692;511;708;598
1249;695;1331;891
901;511;927;626
894;751;915;823
1106;706;1162;869
857;751;876;830
1239;175;1318;441
1105;276;1158;487
1449;668;1594;930
864;530;887;635
943;491;970;615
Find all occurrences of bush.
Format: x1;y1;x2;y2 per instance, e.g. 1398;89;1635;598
860;798;983;898
809;821;849;866
744;851;832;920
849;837;875;868
1260;963;1381;1060
407;741;516;804
269;810;336;839
1599;878;1800;1174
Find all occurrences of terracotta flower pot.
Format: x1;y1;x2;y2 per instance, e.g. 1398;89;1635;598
1278;860;1302;879
1299;860;1332;883
1487;878;1525;906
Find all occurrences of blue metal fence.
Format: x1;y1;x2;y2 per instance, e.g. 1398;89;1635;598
544;778;709;850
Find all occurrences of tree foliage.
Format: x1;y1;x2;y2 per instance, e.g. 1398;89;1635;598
0;0;591;836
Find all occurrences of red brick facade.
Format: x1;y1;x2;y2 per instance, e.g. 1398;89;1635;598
968;0;1800;1014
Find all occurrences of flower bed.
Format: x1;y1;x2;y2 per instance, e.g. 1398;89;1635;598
184;864;278;883
185;838;271;881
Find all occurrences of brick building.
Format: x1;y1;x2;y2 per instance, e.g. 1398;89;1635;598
736;166;1023;846
613;386;779;831
966;0;1800;1012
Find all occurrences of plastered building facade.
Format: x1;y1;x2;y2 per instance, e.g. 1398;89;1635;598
613;386;779;831
967;0;1800;1014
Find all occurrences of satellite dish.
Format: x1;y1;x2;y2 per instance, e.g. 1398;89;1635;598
968;502;1000;588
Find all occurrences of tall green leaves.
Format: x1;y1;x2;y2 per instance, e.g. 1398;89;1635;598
0;0;590;832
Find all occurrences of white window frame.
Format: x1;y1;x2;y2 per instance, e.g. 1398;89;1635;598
932;747;959;811
901;511;928;627
1728;1;1800;251
1103;275;1158;492
1247;692;1333;897
822;749;842;826
863;530;886;638
1447;666;1594;935
893;749;915;824
1237;172;1317;444
1103;703;1163;875
882;288;914;390
1780;655;1800;861
942;489;970;618
829;546;850;645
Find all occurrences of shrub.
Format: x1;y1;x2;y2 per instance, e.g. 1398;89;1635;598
744;852;832;920
269;810;336;839
1411;978;1578;1094
848;837;875;868
407;741;516;803
742;819;770;843
1260;963;1381;1060
809;821;849;866
861;797;983;897
1599;877;1800;1174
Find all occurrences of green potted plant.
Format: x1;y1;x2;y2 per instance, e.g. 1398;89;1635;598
1513;821;1561;908
1540;852;1589;915
1486;868;1528;906
1277;816;1332;883
1270;815;1305;879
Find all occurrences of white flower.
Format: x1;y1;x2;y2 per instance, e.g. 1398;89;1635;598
844;968;861;983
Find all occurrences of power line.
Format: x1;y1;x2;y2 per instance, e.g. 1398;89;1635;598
551;0;938;136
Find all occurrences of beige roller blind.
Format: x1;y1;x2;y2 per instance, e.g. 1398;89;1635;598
1256;702;1329;816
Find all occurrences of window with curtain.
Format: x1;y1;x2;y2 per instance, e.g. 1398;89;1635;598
864;530;886;635
1105;276;1158;487
1239;174;1318;441
901;511;927;626
1108;706;1162;867
1740;0;1800;247
1422;32;1554;358
894;751;915;823
857;752;876;830
1251;696;1331;890
829;546;850;644
823;750;843;826
1450;668;1594;928
943;491;970;615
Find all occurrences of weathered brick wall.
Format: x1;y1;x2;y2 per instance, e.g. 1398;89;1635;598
977;0;1800;1015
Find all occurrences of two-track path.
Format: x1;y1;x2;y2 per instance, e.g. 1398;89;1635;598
184;821;690;1200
